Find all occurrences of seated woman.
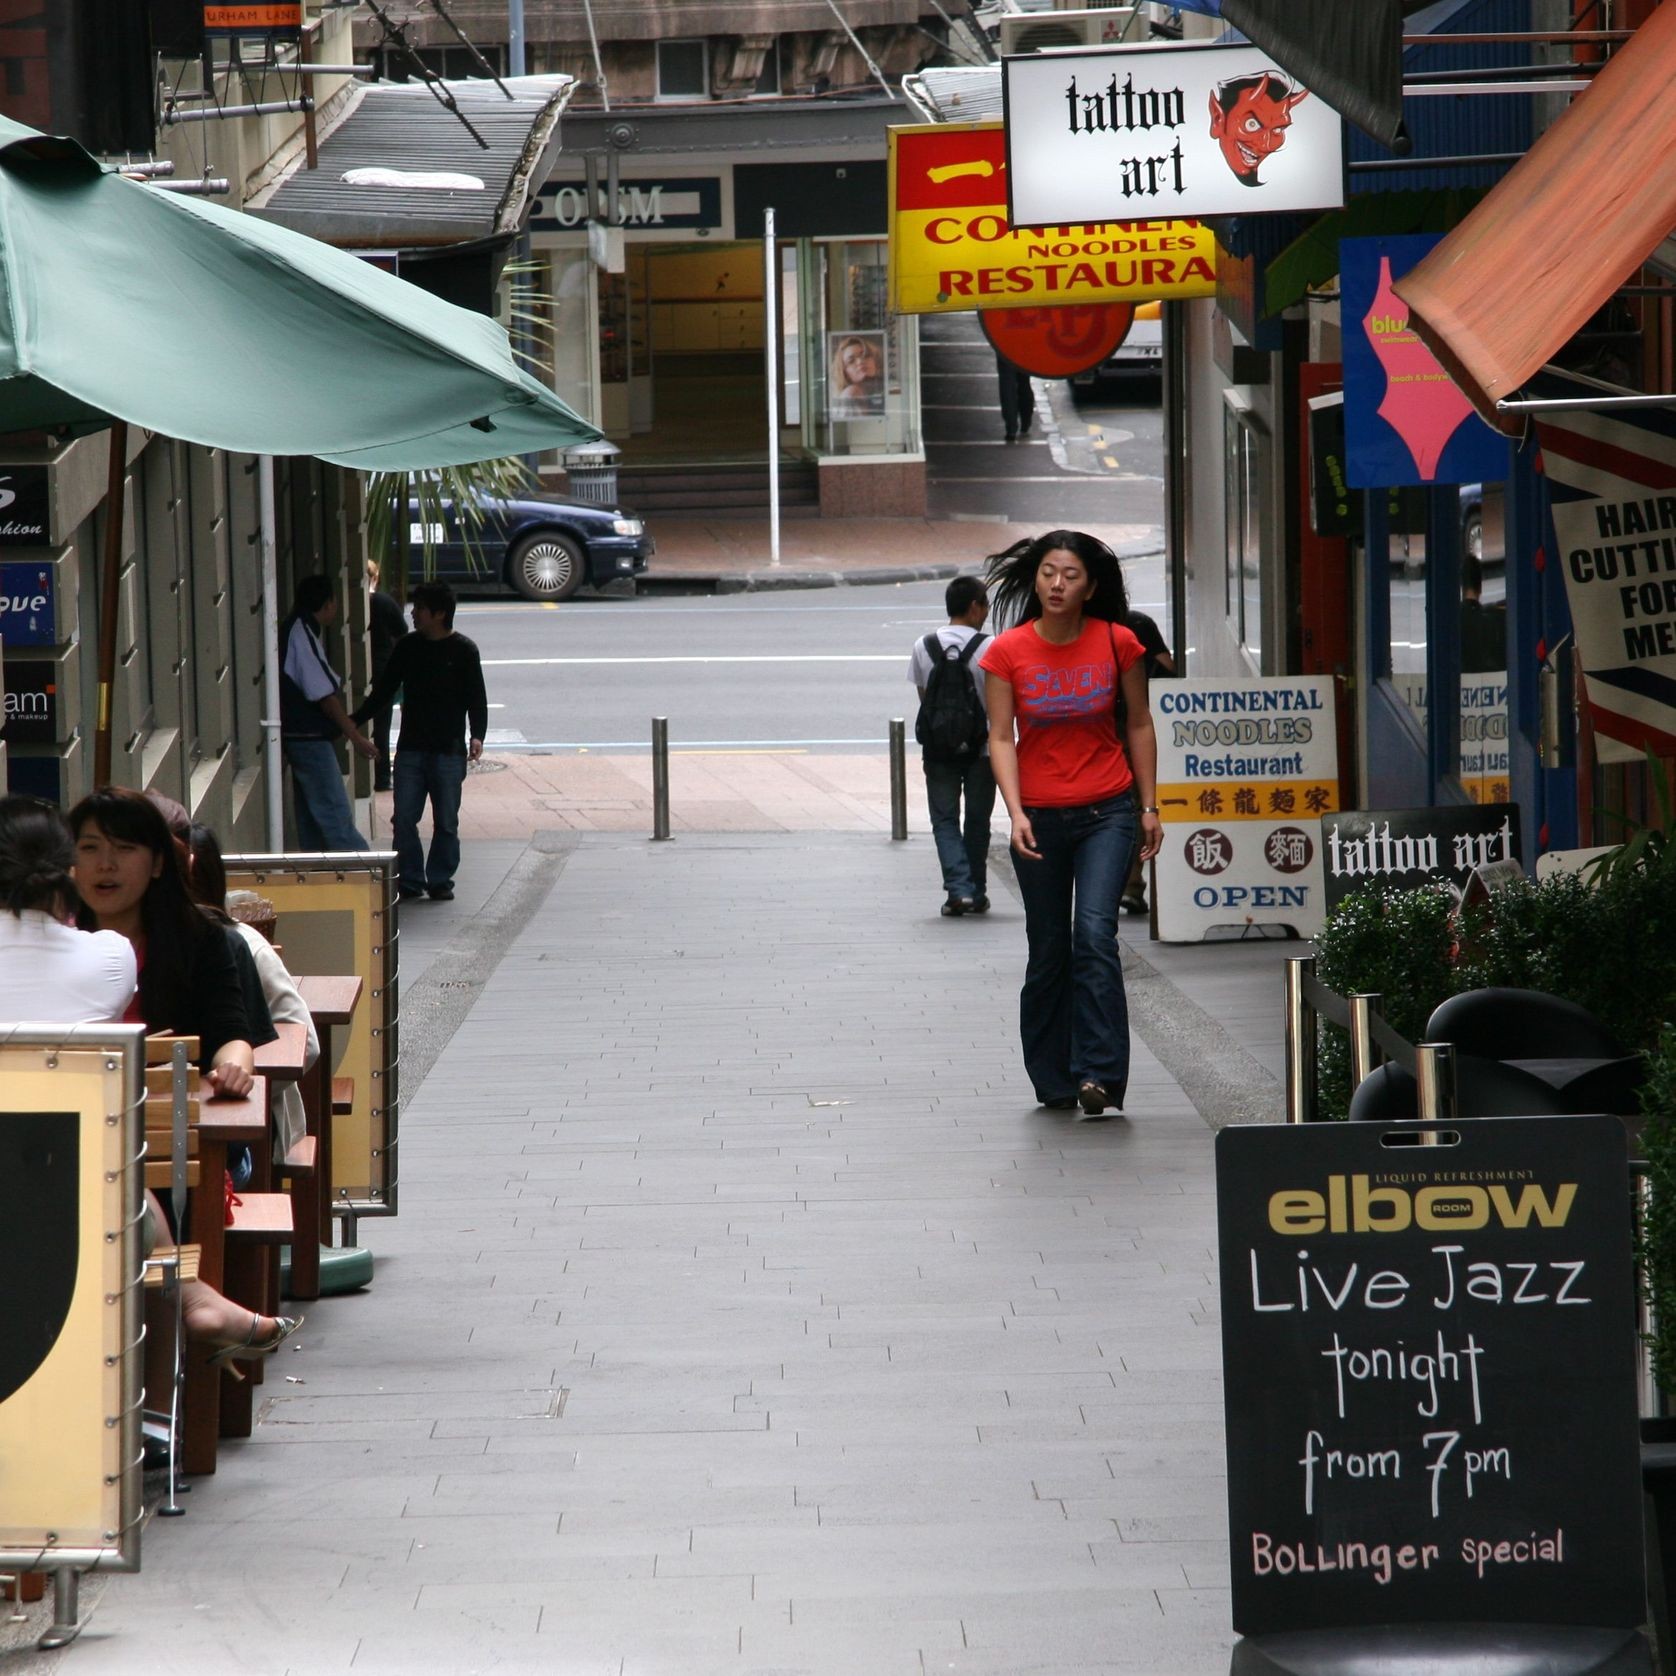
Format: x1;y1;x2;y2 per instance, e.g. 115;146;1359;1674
186;821;318;1164
49;789;302;1368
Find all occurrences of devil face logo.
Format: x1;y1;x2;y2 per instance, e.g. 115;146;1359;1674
1208;72;1308;188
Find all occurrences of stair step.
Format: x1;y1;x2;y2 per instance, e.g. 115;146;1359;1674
615;462;820;516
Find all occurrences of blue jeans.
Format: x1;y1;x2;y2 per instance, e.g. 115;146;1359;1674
924;754;997;900
393;750;467;891
1009;795;1137;1105
284;739;368;853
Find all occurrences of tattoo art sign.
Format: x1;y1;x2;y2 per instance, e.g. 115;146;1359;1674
1003;41;1345;227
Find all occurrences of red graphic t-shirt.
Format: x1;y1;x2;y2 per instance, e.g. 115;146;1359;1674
980;617;1145;807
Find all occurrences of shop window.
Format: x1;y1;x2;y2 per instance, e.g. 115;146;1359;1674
810;239;919;459
657;39;709;99
373;44;506;83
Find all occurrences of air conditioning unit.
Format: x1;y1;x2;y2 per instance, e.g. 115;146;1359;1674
1000;6;1142;54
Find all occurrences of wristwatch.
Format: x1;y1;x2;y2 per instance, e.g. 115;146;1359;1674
1140;805;1159;815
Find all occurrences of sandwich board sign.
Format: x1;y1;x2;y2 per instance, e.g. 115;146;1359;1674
1216;1117;1645;1643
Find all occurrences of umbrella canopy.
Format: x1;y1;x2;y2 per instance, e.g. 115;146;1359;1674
0;116;599;467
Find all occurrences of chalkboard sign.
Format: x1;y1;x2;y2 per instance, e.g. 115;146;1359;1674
1216;1117;1643;1636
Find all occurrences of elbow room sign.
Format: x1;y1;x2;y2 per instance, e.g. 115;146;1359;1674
1003;41;1344;227
1215;1116;1645;1642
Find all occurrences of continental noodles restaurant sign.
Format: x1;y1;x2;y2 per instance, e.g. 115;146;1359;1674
888;121;1216;316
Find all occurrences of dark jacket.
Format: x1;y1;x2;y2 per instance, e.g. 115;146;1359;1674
354;631;488;756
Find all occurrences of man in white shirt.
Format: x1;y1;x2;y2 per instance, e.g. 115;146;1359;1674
908;576;995;916
278;575;376;853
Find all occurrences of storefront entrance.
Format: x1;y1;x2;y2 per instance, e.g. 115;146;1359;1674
601;240;770;464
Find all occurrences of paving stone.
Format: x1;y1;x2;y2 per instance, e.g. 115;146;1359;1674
79;832;1283;1672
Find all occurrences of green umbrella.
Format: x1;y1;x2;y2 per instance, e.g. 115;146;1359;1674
0;114;600;782
0;115;598;467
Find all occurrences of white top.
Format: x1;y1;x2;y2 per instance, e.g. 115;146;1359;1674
233;920;318;1158
283;614;342;704
907;624;992;757
0;909;137;1023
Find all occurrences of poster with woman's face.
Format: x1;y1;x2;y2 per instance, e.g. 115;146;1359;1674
827;330;887;420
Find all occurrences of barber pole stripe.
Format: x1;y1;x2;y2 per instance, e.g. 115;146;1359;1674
1533;378;1676;756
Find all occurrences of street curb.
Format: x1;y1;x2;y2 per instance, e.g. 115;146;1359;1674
635;549;1165;597
637;562;964;596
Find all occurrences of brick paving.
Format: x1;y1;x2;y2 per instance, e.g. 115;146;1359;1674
53;809;1286;1674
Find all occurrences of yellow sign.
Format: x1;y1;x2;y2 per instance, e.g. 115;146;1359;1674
889;121;1217;316
1157;780;1341;822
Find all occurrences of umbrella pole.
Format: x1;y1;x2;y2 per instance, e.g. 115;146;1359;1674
94;420;128;788
259;457;284;850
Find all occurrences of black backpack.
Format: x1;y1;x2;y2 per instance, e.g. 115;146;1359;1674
915;631;990;763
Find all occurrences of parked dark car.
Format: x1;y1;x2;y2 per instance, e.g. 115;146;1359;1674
406;486;653;601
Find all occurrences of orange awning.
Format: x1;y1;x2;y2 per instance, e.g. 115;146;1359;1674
1394;3;1676;421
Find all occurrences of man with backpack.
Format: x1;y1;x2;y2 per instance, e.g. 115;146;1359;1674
909;576;995;917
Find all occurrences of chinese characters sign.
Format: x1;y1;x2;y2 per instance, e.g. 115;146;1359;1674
1003;43;1344;228
887;121;1215;315
1152;677;1339;942
1217;1117;1644;1637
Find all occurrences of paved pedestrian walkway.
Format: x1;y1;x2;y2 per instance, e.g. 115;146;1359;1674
44;829;1293;1676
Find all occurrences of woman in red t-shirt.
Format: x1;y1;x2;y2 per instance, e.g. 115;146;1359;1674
979;531;1164;1117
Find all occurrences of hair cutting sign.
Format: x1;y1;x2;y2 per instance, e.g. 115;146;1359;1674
1003;42;1344;228
1216;1118;1644;1638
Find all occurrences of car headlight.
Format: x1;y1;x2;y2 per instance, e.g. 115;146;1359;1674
612;517;644;536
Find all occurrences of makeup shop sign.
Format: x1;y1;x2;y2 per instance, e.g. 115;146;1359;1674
1003;41;1344;228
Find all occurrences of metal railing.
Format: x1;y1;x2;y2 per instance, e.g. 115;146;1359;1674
1283;954;1456;1127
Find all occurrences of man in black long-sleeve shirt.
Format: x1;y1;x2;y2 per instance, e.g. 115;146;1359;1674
352;581;488;902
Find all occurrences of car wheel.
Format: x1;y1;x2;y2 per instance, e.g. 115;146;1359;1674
509;532;585;602
1462;509;1484;567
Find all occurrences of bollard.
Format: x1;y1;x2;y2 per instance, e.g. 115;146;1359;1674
1638;1173;1662;1418
652;716;671;842
1414;1041;1456;1133
1282;955;1316;1123
1348;992;1381;1086
889;718;908;841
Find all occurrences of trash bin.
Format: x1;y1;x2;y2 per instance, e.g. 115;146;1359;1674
563;440;621;507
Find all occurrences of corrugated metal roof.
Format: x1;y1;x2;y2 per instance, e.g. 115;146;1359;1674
252;75;573;248
901;66;1001;123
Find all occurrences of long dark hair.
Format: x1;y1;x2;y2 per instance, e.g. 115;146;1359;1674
68;787;217;1029
983;529;1130;630
0;795;76;918
185;823;232;922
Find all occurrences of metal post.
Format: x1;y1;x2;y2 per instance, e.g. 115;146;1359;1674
1348;993;1381;1087
94;419;128;785
1638;1172;1663;1418
1283;955;1316;1123
507;0;525;76
259;458;284;851
889;719;908;841
651;717;671;841
763;207;781;568
1415;1042;1457;1131
37;1569;81;1650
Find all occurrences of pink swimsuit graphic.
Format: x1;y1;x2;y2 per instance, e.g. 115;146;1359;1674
1364;256;1477;479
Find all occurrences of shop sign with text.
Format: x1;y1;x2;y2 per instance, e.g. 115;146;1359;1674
1321;804;1521;910
0;466;49;548
1341;235;1509;490
1003;42;1344;228
888;122;1215;315
1536;372;1676;756
0;560;56;647
1153;677;1339;942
